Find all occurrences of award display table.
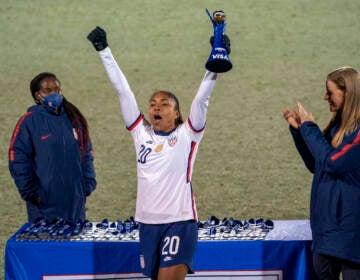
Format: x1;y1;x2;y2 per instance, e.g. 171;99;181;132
5;220;313;280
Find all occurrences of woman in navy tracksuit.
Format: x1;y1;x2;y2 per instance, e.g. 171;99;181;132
283;66;360;279
9;72;96;223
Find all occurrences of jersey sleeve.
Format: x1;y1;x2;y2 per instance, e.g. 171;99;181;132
98;47;141;127
188;71;217;132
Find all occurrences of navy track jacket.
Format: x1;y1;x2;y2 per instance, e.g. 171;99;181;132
290;117;360;264
9;105;96;223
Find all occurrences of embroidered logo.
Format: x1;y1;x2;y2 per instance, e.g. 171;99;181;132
73;128;78;140
41;134;51;140
140;255;145;269
154;144;164;152
163;256;173;262
168;135;177;147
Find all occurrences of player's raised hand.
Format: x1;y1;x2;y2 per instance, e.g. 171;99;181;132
87;26;108;51
210;34;231;54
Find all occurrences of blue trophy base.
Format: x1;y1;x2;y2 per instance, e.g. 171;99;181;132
206;58;232;73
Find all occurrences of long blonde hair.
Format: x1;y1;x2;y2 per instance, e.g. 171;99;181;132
323;66;360;147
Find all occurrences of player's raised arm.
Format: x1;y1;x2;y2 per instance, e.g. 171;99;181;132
87;26;140;127
188;27;232;131
188;71;217;131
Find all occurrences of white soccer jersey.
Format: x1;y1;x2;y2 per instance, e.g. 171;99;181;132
129;117;203;223
99;47;217;224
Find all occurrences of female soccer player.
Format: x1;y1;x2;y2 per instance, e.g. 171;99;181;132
87;26;229;280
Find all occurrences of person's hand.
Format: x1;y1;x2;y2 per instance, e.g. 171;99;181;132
87;26;108;51
296;101;315;124
283;108;301;129
210;34;231;54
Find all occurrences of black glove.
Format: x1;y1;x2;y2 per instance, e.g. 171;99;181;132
87;26;108;51
210;34;231;54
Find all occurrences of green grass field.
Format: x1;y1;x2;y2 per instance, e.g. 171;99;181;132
1;1;360;278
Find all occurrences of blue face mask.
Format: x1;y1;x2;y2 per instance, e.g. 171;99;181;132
42;93;63;114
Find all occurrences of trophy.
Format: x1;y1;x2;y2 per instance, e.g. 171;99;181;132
205;9;232;73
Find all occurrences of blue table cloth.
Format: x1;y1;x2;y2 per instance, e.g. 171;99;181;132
5;220;313;280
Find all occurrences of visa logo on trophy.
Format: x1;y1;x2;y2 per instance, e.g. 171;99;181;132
205;8;232;73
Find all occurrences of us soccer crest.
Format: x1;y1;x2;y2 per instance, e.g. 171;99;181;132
168;135;177;147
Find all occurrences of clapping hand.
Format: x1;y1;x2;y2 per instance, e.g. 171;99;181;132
283;108;301;129
283;101;314;129
296;101;315;124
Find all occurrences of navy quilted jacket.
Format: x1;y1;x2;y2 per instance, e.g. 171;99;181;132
290;117;360;264
9;105;96;223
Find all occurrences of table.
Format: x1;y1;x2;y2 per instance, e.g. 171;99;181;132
5;220;314;280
